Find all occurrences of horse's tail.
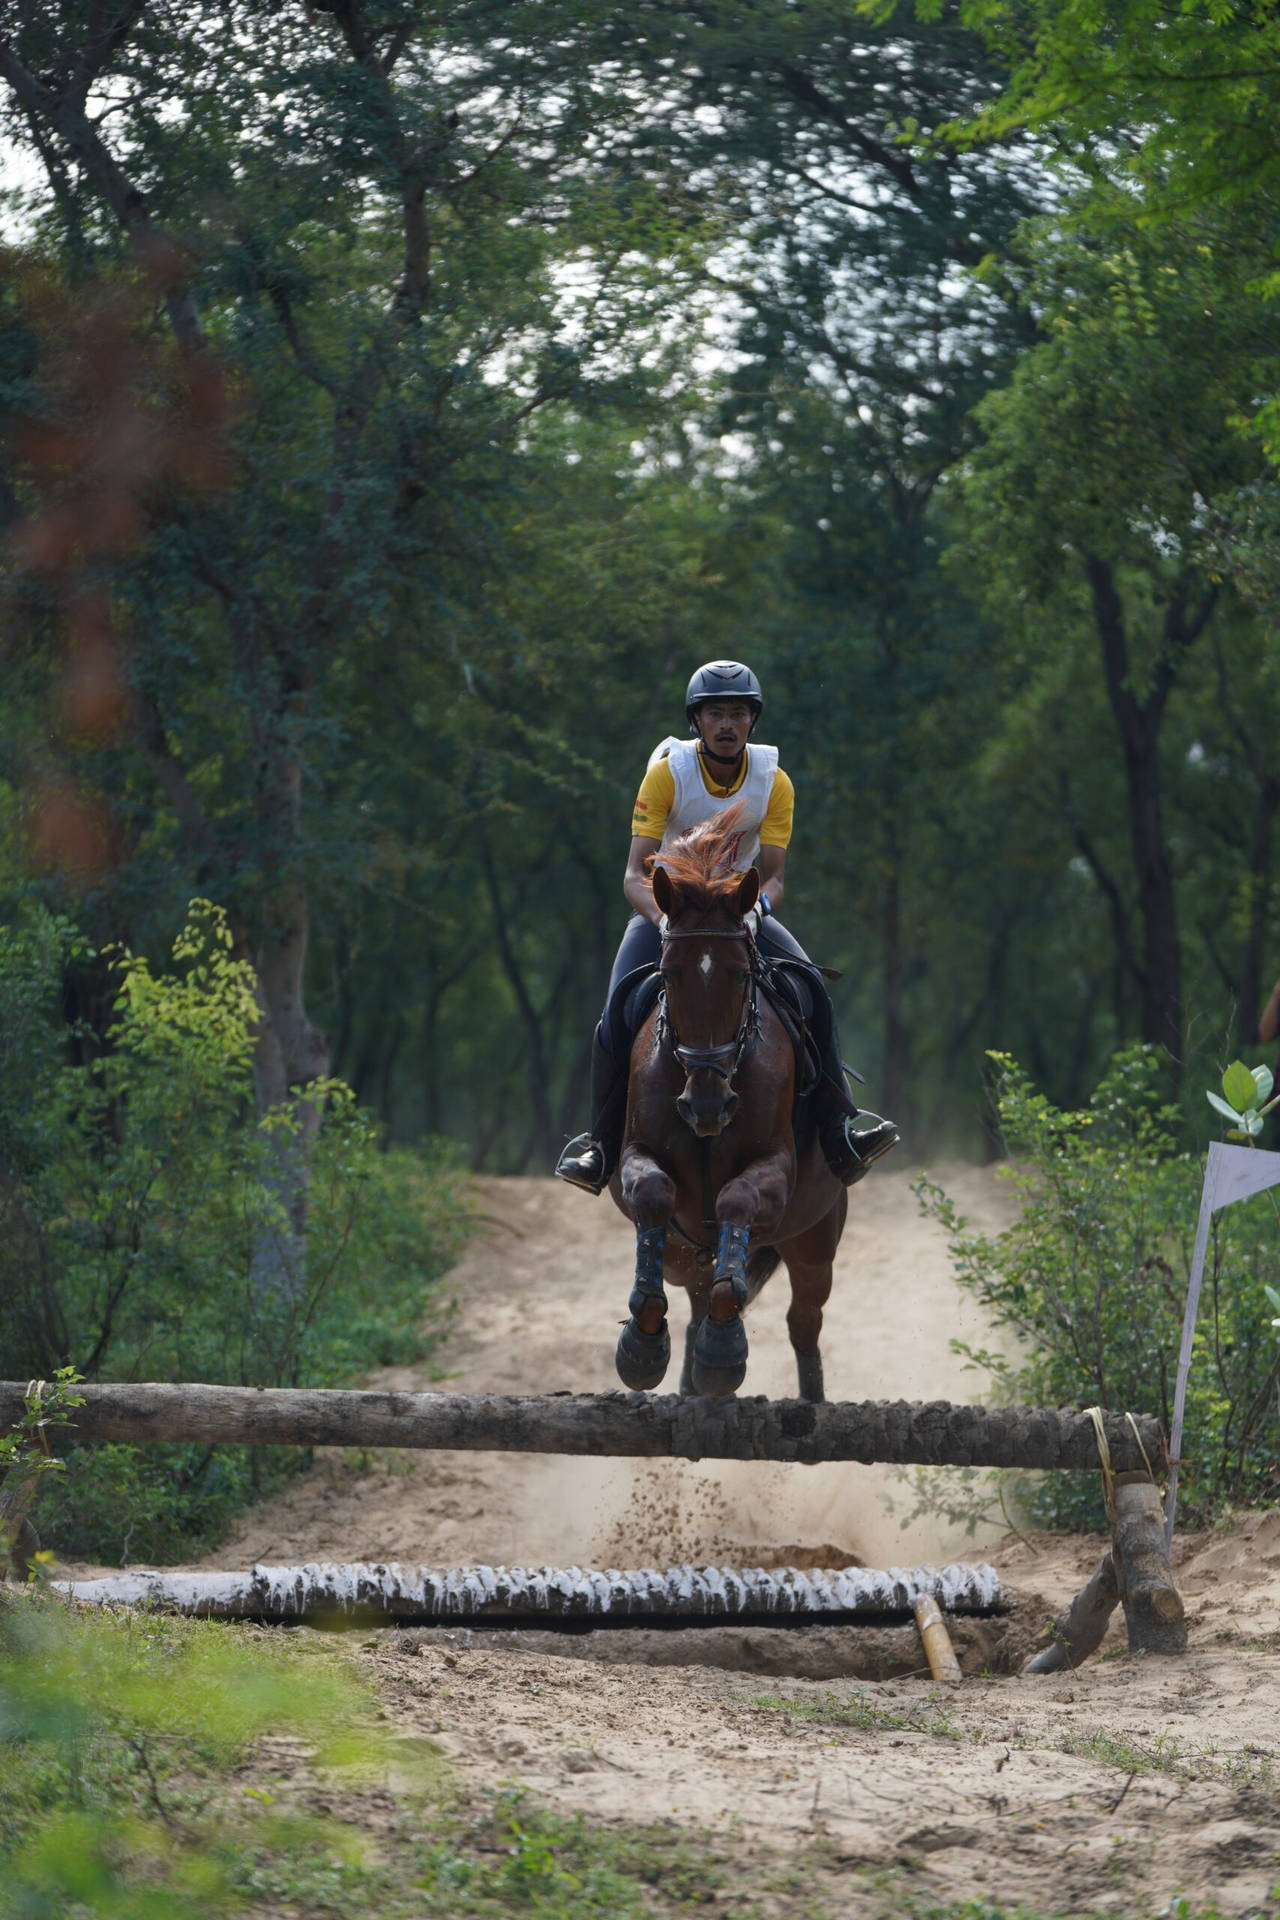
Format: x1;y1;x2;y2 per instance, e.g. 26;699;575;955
745;1243;781;1303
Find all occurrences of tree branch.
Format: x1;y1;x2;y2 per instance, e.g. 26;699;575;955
65;0;150;113
777;62;921;201
0;33;205;354
129;689;220;874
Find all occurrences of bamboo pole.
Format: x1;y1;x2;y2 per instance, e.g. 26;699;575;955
912;1592;963;1685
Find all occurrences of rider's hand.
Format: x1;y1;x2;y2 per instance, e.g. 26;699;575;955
743;904;762;939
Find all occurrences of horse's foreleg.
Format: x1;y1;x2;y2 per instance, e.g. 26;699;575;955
691;1154;791;1397
616;1151;677;1392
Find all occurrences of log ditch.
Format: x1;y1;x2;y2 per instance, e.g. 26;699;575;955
56;1560;1011;1625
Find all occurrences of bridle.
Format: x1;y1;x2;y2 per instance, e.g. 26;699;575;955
656;923;760;1088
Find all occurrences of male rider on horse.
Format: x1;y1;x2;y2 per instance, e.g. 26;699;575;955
555;659;899;1191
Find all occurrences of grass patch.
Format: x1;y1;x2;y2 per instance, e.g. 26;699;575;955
1056;1724;1277;1788
744;1687;976;1743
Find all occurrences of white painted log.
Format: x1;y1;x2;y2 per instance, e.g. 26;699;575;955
57;1560;1010;1621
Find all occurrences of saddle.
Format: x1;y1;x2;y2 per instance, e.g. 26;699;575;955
756;955;861;1122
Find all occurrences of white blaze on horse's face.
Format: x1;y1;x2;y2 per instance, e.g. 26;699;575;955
698;949;714;979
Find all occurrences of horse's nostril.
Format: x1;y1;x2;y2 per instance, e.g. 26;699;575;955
723;1093;739;1122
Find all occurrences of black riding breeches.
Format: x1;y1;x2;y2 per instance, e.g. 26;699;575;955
598;911;813;1059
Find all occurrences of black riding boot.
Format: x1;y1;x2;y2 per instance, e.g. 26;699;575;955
554;1030;628;1195
815;1023;900;1186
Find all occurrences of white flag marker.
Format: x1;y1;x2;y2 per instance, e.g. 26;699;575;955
1166;1141;1280;1548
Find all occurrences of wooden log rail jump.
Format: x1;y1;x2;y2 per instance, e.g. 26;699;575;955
0;1383;1166;1470
0;1382;1185;1669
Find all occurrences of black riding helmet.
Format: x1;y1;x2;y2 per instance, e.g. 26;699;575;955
685;660;764;732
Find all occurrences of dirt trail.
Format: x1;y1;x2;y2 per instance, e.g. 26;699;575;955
203;1165;1020;1571
196;1168;1280;1915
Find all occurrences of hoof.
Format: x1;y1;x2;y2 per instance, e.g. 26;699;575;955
691;1313;748;1397
616;1316;671;1391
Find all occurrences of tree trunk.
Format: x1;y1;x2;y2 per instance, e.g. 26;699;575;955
882;812;909;1125
477;829;555;1167
1240;776;1280;1044
248;757;331;1314
0;1381;1166;1470
1086;558;1216;1066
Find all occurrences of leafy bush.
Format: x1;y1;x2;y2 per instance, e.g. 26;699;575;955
918;1047;1280;1529
0;1590;429;1920
0;901;471;1563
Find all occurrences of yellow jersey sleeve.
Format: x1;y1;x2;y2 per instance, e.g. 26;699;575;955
630;756;675;840
760;767;795;849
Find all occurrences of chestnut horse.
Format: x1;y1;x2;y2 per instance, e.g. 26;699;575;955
609;809;847;1399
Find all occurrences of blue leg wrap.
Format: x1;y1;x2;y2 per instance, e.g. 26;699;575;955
628;1225;667;1319
714;1222;750;1309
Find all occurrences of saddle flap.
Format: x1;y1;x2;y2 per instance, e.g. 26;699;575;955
612;963;662;1051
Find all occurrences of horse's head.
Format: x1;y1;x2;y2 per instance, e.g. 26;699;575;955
652;859;759;1138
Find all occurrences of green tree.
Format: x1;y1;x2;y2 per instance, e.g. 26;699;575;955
952;209;1277;1064
0;0;714;1204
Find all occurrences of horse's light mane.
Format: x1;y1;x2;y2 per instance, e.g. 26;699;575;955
650;802;748;907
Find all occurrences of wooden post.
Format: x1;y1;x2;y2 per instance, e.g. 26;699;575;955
1022;1551;1121;1674
1111;1471;1186;1654
0;1467;44;1583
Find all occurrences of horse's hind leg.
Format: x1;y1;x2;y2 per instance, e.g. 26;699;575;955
678;1274;714;1396
784;1252;832;1403
781;1206;844;1403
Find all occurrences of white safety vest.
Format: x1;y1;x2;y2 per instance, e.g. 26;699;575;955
646;736;779;871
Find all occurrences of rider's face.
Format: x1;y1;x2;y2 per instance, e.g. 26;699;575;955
695;701;754;761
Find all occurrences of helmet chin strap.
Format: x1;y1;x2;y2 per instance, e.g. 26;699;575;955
701;743;744;767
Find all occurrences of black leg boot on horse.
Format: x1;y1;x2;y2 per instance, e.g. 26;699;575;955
692;1222;751;1395
615;1225;671;1390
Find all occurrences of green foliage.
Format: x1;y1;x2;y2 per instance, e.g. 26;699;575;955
1206;1056;1279;1140
0;901;470;1562
918;1047;1280;1527
0;1593;428;1920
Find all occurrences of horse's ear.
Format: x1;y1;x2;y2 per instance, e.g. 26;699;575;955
735;867;760;917
651;865;674;916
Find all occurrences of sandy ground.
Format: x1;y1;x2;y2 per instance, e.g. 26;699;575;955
94;1169;1280;1912
202;1165;1023;1573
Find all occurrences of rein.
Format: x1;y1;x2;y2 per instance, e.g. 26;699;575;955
656;919;760;1264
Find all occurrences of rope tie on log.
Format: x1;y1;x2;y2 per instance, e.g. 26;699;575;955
1124;1410;1157;1485
1085;1405;1116;1518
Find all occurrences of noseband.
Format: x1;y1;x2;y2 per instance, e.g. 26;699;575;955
657;924;760;1087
